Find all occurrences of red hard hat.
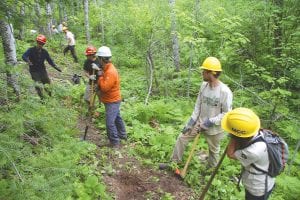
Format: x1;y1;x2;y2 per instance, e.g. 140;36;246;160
36;34;47;44
85;46;97;56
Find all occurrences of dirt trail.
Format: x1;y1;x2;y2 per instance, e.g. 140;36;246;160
77;117;196;200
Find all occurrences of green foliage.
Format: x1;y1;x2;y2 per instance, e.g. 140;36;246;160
1;0;299;199
272;175;300;200
0;84;112;200
74;175;112;200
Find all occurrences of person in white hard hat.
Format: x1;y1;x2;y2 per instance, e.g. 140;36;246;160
96;46;127;148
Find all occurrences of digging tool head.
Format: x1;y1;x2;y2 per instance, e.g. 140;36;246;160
174;168;184;180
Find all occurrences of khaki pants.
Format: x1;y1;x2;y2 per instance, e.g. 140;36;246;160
171;127;224;167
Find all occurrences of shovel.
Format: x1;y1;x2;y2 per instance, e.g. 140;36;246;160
175;133;201;179
82;69;96;140
198;144;228;200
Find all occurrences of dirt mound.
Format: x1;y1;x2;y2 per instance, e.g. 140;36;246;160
77;117;195;200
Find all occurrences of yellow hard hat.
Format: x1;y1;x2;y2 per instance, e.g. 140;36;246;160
62;26;68;31
221;108;260;138
200;57;222;71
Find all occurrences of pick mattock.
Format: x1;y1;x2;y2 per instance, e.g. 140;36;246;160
198;144;228;200
176;132;201;179
83;69;97;140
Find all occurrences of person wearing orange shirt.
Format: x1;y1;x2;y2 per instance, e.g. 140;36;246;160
96;46;127;148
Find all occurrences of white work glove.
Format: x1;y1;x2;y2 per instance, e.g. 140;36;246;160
91;63;100;71
97;70;103;76
89;74;96;80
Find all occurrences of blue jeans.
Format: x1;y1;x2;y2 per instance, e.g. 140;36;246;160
104;102;127;144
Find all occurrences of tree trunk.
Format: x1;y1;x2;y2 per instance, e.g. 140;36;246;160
34;0;42;33
169;0;180;72
273;0;283;58
100;1;105;43
18;3;25;40
58;0;63;23
83;0;91;44
187;43;193;98
0;20;20;100
195;0;200;21
145;50;154;105
46;2;53;36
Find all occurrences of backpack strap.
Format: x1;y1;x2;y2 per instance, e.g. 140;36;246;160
250;163;268;175
249;131;272;176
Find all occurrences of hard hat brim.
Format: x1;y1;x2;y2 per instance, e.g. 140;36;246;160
200;66;222;71
221;112;260;138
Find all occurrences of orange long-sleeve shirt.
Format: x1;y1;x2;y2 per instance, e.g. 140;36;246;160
98;62;121;103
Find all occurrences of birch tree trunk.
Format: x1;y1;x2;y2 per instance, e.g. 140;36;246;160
19;3;25;40
58;0;63;23
145;49;154;105
169;0;180;72
34;0;42;33
0;20;20;100
46;2;53;36
84;0;91;44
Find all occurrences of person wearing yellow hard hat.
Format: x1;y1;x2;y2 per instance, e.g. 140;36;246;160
62;26;78;63
222;108;275;200
159;57;233;170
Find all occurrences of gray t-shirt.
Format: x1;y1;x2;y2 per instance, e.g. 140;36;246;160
191;81;233;135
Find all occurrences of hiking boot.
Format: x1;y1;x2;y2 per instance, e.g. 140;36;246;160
158;163;169;170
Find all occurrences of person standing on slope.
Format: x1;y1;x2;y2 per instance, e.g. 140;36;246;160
160;57;233;169
96;46;127;148
62;27;78;63
22;34;61;99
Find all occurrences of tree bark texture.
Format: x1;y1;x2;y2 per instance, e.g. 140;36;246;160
58;0;63;23
84;0;91;44
34;0;42;33
145;49;154;105
273;0;283;58
18;3;25;40
169;0;180;72
0;20;20;98
46;2;53;36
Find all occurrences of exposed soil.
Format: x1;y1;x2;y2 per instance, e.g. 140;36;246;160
77;116;196;200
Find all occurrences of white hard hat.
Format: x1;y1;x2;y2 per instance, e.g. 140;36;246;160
96;46;112;57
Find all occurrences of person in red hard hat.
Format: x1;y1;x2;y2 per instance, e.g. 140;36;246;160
22;34;61;99
83;46;101;105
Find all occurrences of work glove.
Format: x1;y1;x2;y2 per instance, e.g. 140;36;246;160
89;74;96;80
91;63;100;71
97;69;103;76
199;118;214;130
182;118;195;134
